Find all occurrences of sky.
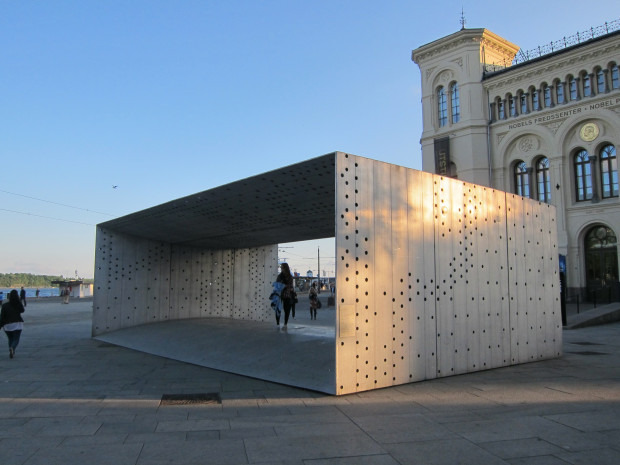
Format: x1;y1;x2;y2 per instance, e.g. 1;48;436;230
1;1;618;280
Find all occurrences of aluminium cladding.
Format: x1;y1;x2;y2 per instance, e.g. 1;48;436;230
98;153;337;248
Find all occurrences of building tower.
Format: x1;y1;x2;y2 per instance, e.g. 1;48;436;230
412;29;519;186
412;23;620;302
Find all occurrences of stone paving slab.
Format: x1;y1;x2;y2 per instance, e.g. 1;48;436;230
0;298;618;464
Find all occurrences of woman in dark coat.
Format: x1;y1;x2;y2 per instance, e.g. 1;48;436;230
276;263;294;329
0;289;25;358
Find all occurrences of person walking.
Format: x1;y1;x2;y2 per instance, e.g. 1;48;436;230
19;286;27;307
309;281;319;320
276;263;294;330
0;289;25;358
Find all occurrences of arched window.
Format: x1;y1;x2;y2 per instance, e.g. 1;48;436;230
582;73;591;97
596;69;606;94
611;64;619;90
585;225;618;299
543;84;552;107
520;92;527;114
600;145;618;199
575;150;593;201
450;83;460;123
514;161;530;198
438;87;447;127
531;88;540;111
569;76;578;100
536;157;551;203
555;81;565;104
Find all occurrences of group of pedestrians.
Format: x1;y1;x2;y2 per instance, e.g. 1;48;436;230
271;263;322;329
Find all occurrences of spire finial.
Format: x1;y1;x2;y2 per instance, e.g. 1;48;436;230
460;7;466;30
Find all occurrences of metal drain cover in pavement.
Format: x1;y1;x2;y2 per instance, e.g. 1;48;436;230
567;351;608;356
161;393;221;405
571;341;603;346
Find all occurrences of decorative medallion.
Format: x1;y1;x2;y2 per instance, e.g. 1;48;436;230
518;137;534;153
579;122;599;142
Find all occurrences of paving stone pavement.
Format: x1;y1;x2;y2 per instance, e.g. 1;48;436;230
0;297;619;464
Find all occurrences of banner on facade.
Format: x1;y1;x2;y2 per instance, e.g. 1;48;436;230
434;137;450;176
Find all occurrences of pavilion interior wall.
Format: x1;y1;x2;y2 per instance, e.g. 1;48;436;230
92;228;277;336
334;153;562;395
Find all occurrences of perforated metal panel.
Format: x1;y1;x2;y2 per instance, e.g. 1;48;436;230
92;229;277;336
334;153;562;395
94;151;561;396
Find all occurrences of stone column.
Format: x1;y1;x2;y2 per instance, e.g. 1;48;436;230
589;73;596;96
522;92;529;114
574;77;582;101
548;85;555;108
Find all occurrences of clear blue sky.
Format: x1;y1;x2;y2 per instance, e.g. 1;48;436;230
1;1;617;279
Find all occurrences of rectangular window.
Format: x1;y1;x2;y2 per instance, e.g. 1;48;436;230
602;161;618;198
576;161;593;201
451;84;460;123
438;88;447;127
569;79;578;100
556;83;564;104
583;75;591;97
597;71;606;93
612;66;619;90
543;86;551;107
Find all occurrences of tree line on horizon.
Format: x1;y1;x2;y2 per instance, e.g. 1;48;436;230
0;273;93;288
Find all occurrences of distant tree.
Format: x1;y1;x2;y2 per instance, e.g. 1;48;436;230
0;273;65;288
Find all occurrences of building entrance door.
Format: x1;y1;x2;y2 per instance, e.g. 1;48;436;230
585;225;619;302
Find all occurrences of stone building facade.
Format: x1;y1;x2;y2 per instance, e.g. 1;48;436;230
412;24;620;301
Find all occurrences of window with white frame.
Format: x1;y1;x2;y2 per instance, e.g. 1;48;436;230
556;81;565;104
596;69;606;94
450;82;460;123
575;150;593;201
543;84;552;107
514;161;530;198
569;76;578;100
601;145;618;199
536;157;551;203
582;73;592;97
437;86;447;127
